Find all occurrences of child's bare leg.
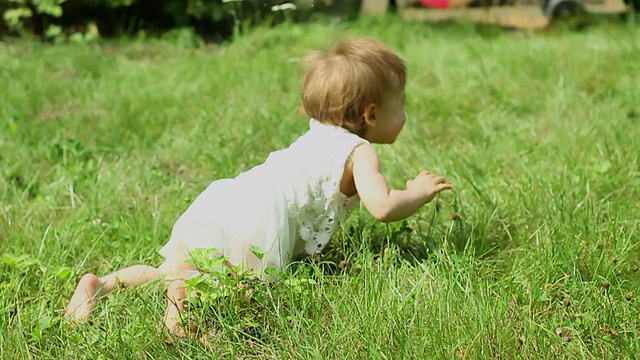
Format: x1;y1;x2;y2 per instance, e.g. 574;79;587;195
164;278;189;337
65;265;163;323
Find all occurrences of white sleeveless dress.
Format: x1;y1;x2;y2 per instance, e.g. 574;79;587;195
159;119;369;272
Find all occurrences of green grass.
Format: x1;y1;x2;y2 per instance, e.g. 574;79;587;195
1;16;639;359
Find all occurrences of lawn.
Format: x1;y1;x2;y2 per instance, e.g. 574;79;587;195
1;15;639;359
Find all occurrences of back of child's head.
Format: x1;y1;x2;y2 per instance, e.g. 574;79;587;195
301;38;406;135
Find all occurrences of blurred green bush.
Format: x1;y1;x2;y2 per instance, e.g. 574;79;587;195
0;0;361;41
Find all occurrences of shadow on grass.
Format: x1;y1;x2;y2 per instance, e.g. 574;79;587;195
299;204;522;276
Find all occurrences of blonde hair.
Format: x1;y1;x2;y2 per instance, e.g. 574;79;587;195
301;38;406;135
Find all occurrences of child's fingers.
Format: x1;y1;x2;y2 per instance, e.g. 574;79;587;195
417;170;430;179
437;183;453;192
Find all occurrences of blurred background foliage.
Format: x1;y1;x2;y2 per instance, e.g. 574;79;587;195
0;0;363;42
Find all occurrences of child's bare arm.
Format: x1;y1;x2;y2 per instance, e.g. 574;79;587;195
352;143;452;223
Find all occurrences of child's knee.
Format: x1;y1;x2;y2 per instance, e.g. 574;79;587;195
167;279;187;298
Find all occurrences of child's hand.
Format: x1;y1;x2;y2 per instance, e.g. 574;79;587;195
406;170;453;203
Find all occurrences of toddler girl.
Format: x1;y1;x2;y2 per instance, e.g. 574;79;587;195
65;38;453;335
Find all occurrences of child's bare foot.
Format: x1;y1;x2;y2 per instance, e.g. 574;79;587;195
65;273;101;323
164;313;187;338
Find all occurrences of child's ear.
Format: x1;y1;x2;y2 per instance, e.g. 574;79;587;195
363;103;377;127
